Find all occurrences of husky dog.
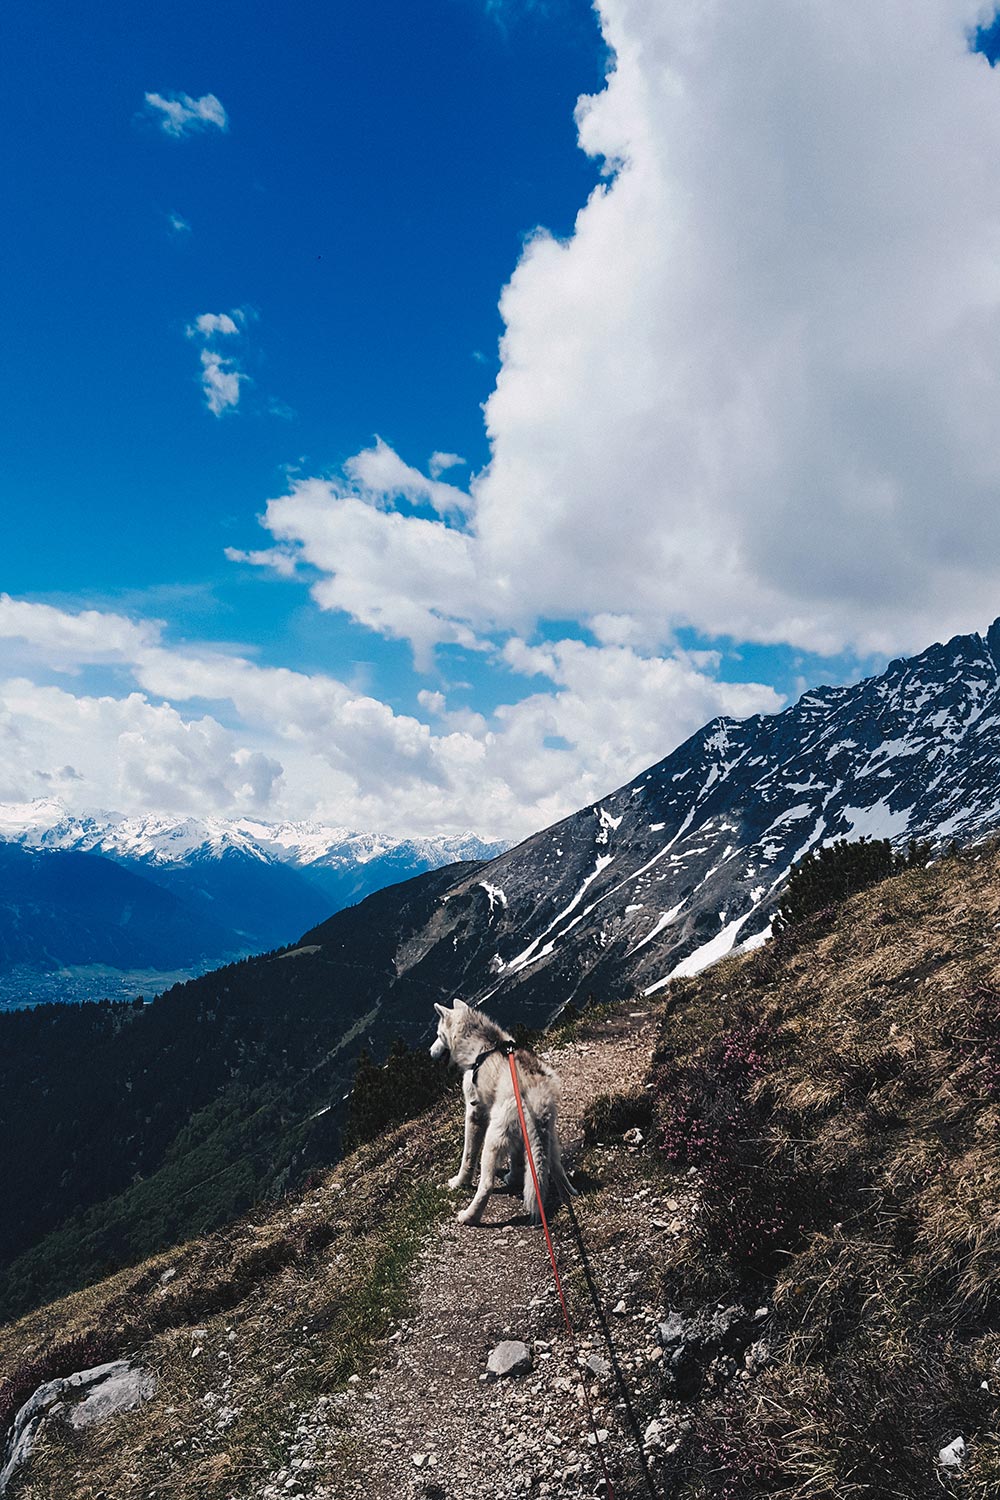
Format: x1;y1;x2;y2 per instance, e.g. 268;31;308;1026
430;998;574;1225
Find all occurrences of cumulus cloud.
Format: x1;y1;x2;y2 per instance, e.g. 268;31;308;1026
254;475;484;667
144;91;228;138
0;593;162;668
0;678;281;817
345;438;471;516
240;1;1000;663
0;596;779;838
190;311;241;338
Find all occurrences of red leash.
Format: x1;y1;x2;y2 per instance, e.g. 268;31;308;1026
505;1046;616;1499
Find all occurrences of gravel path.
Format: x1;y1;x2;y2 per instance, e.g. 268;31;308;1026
327;1002;667;1500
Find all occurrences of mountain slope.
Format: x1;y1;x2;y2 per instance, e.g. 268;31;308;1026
0;863;477;1320
365;615;1000;1015
0;845;241;972
4;618;1000;1317
4;841;1000;1499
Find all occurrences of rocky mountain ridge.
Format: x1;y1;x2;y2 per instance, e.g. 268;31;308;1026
340;616;1000;1021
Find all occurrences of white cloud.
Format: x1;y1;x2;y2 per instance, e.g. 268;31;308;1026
0;596;780;838
223;546;299;578
469;0;1000;658
0;593;162;668
190;311;241;338
186;310;249;416
144;91;228;138
241;2;1000;663
257;476;485;667
0;678;281;817
429;451;466;478
345;438;471;516
199;350;245;415
168;211;191;234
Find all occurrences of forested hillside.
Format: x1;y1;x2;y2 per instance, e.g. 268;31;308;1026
0;864;471;1322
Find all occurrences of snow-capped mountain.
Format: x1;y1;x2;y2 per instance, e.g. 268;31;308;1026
0;805;502;877
5;617;1000;1010
314;615;1000;1020
0;807;505;1000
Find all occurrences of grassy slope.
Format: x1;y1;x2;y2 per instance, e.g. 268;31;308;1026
0;1106;457;1500
646;840;1000;1497
4;843;1000;1498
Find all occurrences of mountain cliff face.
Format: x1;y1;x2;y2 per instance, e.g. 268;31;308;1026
323;617;1000;1023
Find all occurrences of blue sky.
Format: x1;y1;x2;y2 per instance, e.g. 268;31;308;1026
3;0;1000;839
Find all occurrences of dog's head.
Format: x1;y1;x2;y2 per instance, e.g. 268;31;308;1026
430;998;470;1062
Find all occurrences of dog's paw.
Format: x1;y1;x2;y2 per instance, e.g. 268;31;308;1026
456;1206;479;1226
446;1173;469;1191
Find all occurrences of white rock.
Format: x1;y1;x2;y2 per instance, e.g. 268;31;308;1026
938;1436;966;1469
487;1340;533;1379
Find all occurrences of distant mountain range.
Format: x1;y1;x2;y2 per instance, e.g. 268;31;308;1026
0;806;505;1003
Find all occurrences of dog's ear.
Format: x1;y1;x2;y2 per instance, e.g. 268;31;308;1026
433;1002;449;1019
453;997;469;1012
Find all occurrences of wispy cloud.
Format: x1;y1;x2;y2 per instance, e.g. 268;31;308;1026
428;451;466;478
144;90;228;138
199;350;245;416
186;310;249;416
167;211;191;235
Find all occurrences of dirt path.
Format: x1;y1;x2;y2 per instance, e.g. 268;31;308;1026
328;1002;667;1500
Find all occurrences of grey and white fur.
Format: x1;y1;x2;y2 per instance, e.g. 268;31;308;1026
430;998;574;1225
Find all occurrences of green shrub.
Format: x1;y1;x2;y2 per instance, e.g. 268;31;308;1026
343;1039;452;1149
774;836;930;933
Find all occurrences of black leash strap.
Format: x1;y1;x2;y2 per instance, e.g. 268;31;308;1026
565;1194;662;1500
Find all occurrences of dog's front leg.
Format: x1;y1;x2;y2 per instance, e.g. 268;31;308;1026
457;1119;504;1225
447;1074;484;1190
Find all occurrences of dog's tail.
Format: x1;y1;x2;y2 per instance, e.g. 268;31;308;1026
548;1127;577;1204
521;1110;575;1222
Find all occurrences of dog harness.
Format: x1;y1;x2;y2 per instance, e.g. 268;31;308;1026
469;1038;516;1085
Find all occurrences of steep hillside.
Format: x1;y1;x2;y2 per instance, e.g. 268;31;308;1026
4;842;1000;1498
0;864;472;1323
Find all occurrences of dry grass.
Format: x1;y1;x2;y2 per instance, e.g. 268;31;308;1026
0;1106;458;1500
646;841;1000;1498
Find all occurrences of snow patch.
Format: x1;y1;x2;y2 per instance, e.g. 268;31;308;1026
505;855;614;974
840;800;912;841
478;882;508;915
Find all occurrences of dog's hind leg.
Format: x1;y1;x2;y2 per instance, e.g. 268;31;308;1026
502;1137;525;1197
447;1072;485;1191
457;1116;508;1225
